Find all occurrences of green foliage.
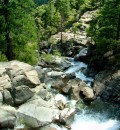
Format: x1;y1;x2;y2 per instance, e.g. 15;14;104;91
0;51;8;62
53;50;61;56
41;53;52;62
0;0;38;64
14;42;38;65
88;0;120;56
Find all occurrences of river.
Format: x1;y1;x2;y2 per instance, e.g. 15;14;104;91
64;51;120;130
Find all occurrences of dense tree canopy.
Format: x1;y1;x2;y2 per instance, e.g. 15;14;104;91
0;0;119;64
0;0;38;64
88;0;120;63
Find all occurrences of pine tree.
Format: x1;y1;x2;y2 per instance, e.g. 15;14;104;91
0;0;38;64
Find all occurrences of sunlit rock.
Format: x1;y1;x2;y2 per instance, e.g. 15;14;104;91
17;97;60;128
80;87;94;102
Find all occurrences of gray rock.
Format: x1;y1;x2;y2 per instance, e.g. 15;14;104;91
36;88;51;101
3;89;13;105
0;74;11;91
14;85;34;105
0;92;3;105
60;108;75;125
17;98;60;128
10;61;40;87
0;105;17;128
36;123;64;130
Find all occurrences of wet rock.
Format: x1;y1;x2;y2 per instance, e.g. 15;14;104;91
0;105;17;128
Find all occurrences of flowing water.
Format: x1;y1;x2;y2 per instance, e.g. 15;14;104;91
71;99;120;130
64;48;120;130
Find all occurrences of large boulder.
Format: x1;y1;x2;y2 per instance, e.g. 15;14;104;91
10;61;40;87
0;105;17;128
71;80;87;100
17;97;60;128
0;61;41;105
80;87;94;102
14;85;34;105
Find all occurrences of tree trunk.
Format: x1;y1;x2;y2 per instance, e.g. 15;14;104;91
4;0;13;60
60;14;63;45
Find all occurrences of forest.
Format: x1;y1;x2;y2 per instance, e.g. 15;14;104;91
0;0;120;65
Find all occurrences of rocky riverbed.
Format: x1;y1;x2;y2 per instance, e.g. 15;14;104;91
0;55;120;130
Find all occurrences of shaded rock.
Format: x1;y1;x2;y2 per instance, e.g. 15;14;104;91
36;123;64;130
3;89;13;105
93;71;112;96
14;85;34;105
0;92;3;105
51;78;68;93
35;66;45;83
0;105;17;128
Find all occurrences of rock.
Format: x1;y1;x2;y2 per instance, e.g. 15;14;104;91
36;88;51;101
3;89;13;105
55;94;67;110
0;92;3;105
14;85;34;105
35;66;45;82
10;61;40;88
36;123;64;130
0;74;11;91
66;79;87;100
40;55;72;71
80;87;94;102
60;108;75;125
0;105;17;128
17;98;60;128
47;71;64;78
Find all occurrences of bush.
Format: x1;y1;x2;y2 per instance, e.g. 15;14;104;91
0;51;8;62
14;42;38;65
